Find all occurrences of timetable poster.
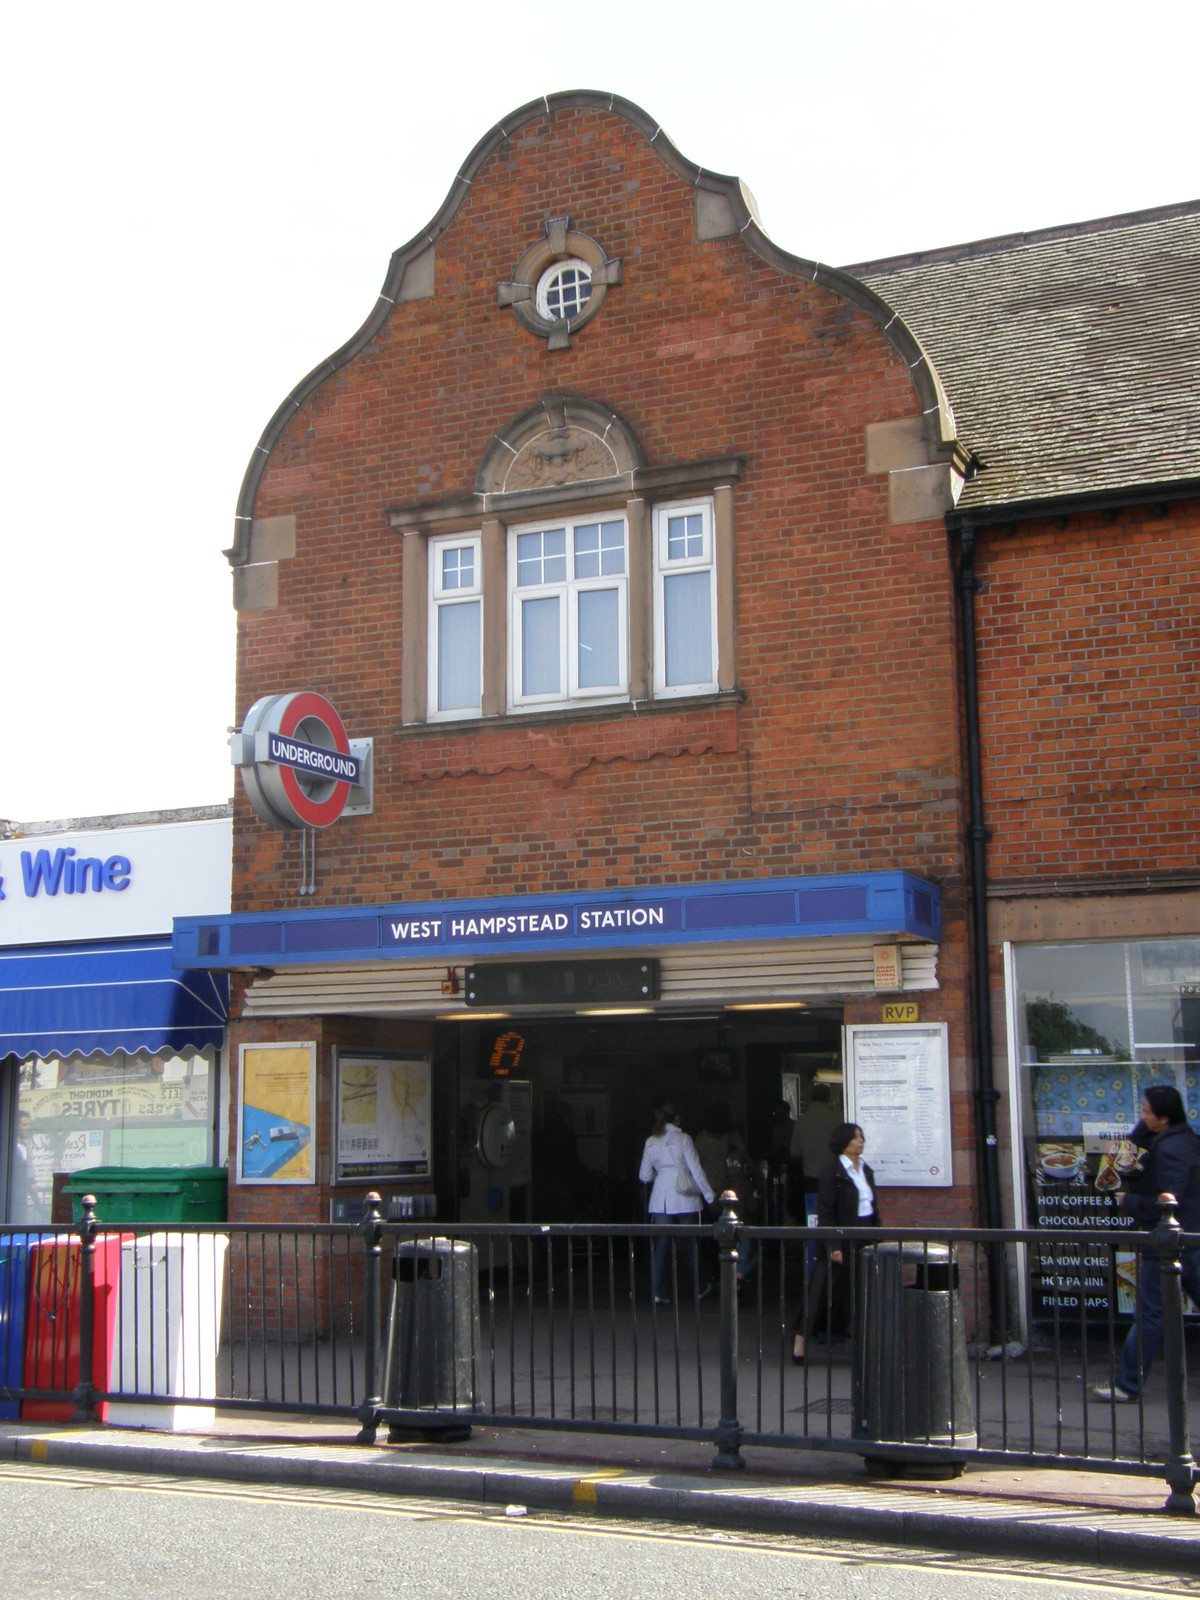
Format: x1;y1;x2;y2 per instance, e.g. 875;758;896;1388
844;1024;953;1187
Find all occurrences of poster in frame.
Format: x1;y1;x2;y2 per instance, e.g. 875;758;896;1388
844;1022;953;1188
238;1042;316;1184
334;1050;433;1183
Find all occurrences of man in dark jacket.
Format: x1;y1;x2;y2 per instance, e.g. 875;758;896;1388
1094;1085;1200;1401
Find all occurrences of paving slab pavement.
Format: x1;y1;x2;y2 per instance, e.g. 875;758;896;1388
1;1414;1197;1575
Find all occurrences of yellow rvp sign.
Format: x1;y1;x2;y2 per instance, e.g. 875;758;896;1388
882;1002;918;1023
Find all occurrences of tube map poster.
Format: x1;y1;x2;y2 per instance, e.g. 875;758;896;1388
336;1053;431;1180
239;1043;315;1183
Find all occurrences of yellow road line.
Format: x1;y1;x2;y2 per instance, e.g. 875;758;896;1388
0;1462;1190;1597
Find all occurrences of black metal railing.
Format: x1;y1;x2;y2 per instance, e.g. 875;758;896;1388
1;1192;1195;1514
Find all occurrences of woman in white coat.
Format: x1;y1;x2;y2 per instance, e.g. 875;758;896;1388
639;1101;716;1305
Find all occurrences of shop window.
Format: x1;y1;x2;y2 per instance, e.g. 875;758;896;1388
653;500;718;695
11;1049;215;1226
428;533;482;719
510;515;628;708
1009;937;1200;1321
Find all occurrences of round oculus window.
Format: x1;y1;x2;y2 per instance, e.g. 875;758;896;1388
536;258;593;321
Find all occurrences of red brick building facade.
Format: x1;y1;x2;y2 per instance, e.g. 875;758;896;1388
180;96;1199;1272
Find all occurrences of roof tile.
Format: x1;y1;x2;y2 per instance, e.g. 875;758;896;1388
853;205;1200;510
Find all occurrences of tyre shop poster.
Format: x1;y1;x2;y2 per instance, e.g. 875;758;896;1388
238;1043;316;1183
844;1023;953;1186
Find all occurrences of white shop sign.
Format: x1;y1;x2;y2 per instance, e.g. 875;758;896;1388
0;817;231;946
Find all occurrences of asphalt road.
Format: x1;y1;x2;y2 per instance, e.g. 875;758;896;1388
0;1463;1194;1600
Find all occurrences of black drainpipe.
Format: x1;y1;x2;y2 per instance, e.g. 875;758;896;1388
955;519;1006;1337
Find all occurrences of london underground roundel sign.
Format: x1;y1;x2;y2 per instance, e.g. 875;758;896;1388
232;691;361;831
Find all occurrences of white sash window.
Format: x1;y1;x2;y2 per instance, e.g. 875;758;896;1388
428;534;482;718
653;501;717;696
509;516;628;709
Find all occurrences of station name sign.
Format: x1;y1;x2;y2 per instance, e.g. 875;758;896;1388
266;732;362;788
386;901;672;946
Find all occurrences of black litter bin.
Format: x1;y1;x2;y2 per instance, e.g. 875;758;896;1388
382;1238;479;1439
853;1241;976;1475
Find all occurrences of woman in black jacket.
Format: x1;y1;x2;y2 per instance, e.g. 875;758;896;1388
792;1121;880;1364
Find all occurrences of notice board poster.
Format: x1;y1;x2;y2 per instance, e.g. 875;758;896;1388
335;1052;432;1182
844;1024;952;1187
238;1043;316;1184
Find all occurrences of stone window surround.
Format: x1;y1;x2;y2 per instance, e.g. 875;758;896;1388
497;216;621;350
394;457;742;726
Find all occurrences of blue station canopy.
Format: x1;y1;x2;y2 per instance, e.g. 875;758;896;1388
0;938;228;1061
175;870;940;969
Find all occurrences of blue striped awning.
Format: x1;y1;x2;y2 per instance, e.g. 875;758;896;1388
0;938;228;1060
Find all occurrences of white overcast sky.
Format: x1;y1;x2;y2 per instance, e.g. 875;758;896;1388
4;1;1197;826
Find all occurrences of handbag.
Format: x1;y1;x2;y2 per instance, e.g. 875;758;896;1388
675;1164;703;1199
674;1134;704;1200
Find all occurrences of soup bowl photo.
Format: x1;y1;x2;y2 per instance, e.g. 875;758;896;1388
1041;1153;1081;1180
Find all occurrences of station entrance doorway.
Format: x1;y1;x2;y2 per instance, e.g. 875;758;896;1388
444;1008;845;1226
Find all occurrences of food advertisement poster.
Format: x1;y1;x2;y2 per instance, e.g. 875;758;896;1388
844;1024;952;1187
238;1043;315;1183
335;1052;432;1182
1030;1121;1196;1317
1030;1124;1140;1316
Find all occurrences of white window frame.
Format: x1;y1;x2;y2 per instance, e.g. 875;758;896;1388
535;258;593;321
653;498;718;697
508;514;628;712
427;532;483;720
